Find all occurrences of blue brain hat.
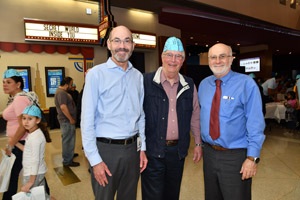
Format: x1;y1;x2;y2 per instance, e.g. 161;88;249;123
22;105;42;119
296;74;300;79
163;37;184;52
3;69;21;79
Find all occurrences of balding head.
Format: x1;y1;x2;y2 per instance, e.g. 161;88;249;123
208;43;234;79
109;26;133;41
107;25;135;68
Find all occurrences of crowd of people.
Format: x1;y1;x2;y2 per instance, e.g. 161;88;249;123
2;25;298;200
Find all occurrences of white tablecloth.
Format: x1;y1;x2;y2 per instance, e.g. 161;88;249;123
265;102;286;122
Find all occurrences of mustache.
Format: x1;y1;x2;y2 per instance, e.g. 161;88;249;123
115;48;129;53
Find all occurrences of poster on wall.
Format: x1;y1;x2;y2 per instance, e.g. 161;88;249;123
45;67;65;97
7;66;32;92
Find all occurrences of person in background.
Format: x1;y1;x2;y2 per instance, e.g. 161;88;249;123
262;74;282;102
2;69;38;200
198;43;265;200
283;91;298;135
81;25;147;200
141;37;202;200
54;77;79;167
294;75;300;129
249;73;266;116
15;105;55;200
68;83;79;106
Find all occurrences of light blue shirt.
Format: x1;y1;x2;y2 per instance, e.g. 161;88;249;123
198;70;265;157
81;58;145;166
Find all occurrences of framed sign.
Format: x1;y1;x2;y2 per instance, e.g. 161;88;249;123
45;67;65;97
7;66;32;92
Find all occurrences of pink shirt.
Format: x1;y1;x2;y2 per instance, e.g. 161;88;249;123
161;72;201;144
2;96;30;140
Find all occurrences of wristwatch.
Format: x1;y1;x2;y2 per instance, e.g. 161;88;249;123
247;156;260;164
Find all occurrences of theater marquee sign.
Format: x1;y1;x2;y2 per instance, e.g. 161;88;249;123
24;19;99;44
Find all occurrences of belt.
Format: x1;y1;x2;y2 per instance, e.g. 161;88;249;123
205;143;244;151
165;140;178;146
97;134;138;145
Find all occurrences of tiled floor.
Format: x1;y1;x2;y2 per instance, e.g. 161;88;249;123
1;121;300;200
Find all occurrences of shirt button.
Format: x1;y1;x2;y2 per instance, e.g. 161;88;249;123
171;109;174;112
162;117;165;120
172;131;175;133
171;99;173;101
158;155;161;158
172;120;175;122
163;99;165;101
160;137;163;140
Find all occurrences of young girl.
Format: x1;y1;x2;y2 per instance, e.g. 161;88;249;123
284;91;298;135
15;105;54;200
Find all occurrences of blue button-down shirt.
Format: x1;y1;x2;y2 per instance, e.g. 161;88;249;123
198;70;265;157
81;58;145;166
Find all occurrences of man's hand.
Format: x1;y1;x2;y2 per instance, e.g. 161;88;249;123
93;162;112;187
193;146;202;164
240;158;257;180
140;151;148;173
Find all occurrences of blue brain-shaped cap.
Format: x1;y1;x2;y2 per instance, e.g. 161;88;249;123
22;105;42;119
3;69;21;79
163;37;184;52
296;74;300;79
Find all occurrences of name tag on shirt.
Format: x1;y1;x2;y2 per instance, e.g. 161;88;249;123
137;136;141;152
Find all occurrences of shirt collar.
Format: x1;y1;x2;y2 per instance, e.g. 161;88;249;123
106;57;133;71
153;67;188;87
211;70;234;85
160;70;179;85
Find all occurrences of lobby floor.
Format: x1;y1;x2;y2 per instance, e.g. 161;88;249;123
1;122;300;200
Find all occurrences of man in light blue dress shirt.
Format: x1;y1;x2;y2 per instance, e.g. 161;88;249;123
198;43;265;200
81;26;148;200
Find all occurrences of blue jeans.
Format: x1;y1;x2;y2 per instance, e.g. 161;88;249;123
60;122;76;165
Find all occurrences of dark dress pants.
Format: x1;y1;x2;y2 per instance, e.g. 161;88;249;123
203;144;252;200
141;145;185;200
91;140;140;200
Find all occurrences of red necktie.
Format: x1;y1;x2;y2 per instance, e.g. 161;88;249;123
209;80;221;140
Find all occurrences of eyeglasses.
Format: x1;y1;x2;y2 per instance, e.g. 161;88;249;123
110;38;133;45
163;53;184;60
208;54;232;61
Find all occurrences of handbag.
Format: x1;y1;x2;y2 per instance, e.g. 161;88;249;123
12;186;45;200
0;149;16;193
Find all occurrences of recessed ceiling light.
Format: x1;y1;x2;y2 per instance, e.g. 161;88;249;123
205;44;209;47
276;50;279;52
289;52;292;54
190;37;194;40
195;43;198;45
217;41;219;43
237;43;240;46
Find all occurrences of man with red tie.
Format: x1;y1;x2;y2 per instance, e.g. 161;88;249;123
198;43;265;200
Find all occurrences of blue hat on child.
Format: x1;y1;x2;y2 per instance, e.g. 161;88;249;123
296;74;300;80
163;37;184;52
3;69;21;79
22;105;42;119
